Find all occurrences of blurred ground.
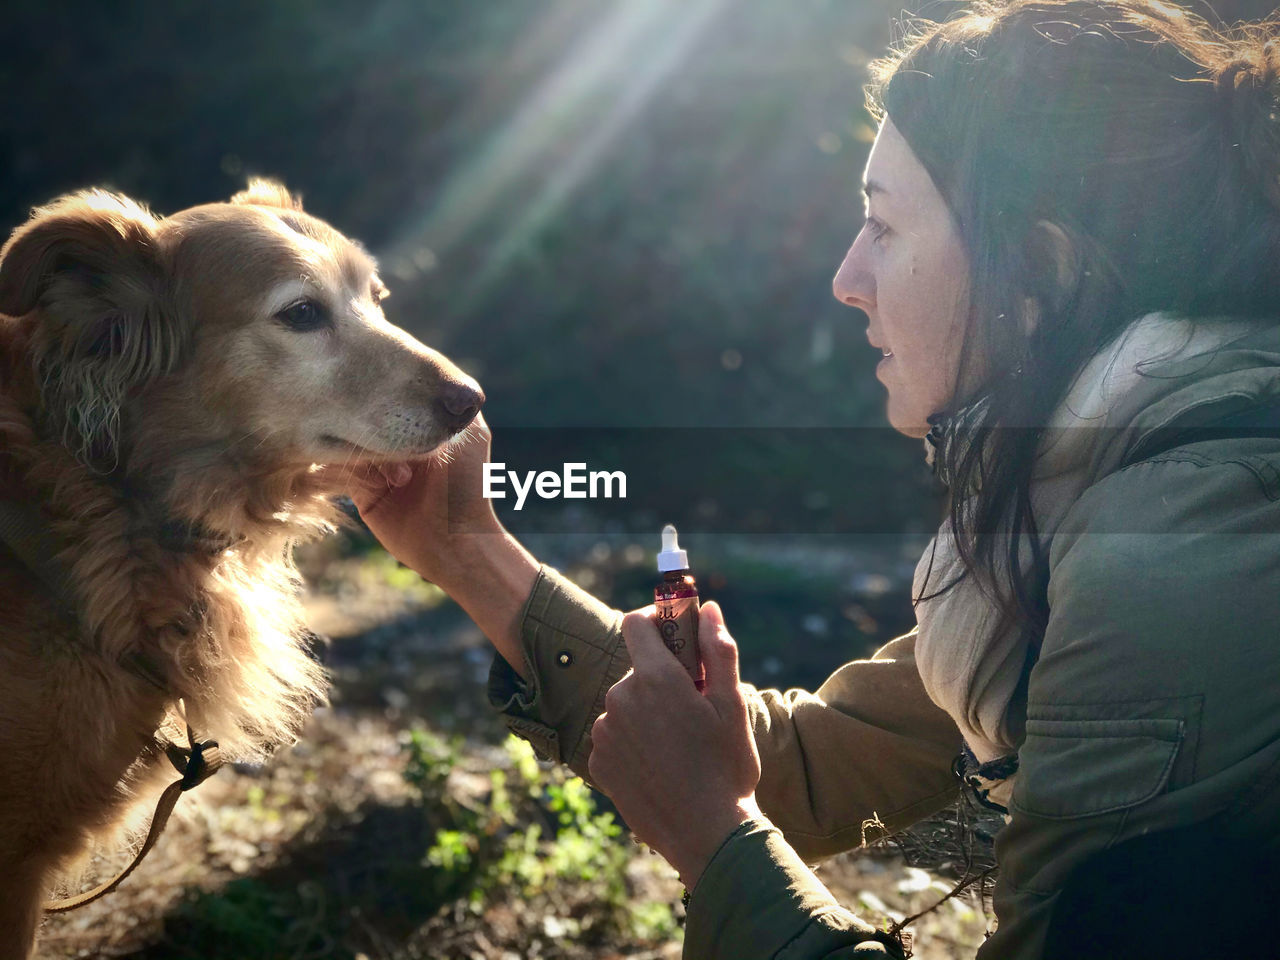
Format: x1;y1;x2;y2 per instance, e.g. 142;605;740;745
35;534;992;960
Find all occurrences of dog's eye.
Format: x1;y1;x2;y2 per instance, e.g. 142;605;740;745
275;300;329;332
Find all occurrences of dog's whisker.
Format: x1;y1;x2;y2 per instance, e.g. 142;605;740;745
355;425;383;474
223;423;278;453
249;426;282;452
434;423;477;467
337;424;379;479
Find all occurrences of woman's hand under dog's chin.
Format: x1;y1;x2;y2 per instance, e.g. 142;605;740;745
335;414;506;583
334;413;540;681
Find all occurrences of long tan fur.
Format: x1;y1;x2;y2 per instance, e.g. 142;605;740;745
0;181;483;959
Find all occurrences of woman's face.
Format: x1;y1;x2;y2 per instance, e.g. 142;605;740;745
832;116;972;438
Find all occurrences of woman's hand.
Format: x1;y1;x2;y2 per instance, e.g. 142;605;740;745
340;413;502;587
588;600;765;889
335;412;540;679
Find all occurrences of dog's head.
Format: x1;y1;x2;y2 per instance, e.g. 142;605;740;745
0;179;482;478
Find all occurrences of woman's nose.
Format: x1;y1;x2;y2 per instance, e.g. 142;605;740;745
832;243;872;310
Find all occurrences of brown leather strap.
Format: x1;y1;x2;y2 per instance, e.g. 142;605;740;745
43;725;222;913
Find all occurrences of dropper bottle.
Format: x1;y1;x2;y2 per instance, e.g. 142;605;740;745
654;524;704;691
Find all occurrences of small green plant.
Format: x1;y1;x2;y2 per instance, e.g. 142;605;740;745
401;728;675;940
164;878;327;960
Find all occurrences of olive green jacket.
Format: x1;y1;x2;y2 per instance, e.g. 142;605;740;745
488;320;1280;958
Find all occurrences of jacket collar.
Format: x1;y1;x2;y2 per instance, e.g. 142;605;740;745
921;312;1275;491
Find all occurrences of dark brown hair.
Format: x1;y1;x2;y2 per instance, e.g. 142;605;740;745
864;0;1280;645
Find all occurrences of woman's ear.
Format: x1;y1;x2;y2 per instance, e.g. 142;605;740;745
0;190;179;471
1027;219;1081;323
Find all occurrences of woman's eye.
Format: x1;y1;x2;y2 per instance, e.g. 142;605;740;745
275;299;329;332
865;216;889;244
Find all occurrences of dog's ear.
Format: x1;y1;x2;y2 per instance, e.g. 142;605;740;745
229;177;304;211
0;189;179;471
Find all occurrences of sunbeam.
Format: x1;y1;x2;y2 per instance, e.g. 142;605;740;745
381;0;728;309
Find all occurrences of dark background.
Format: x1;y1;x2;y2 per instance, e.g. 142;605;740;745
4;0;1274;536
4;0;951;544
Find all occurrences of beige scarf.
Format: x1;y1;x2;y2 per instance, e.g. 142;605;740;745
911;311;1261;805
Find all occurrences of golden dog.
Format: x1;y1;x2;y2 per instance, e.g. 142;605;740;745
0;180;482;958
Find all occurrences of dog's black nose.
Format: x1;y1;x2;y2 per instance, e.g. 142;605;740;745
437;379;485;431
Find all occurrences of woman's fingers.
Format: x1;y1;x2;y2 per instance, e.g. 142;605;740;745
698;601;744;719
620;608;682;677
333;461;389;505
380;462;414;487
335;461;412;516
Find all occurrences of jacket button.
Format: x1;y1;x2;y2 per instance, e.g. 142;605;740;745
556;651;574;668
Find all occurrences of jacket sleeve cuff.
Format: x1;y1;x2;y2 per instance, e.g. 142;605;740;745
486;563;629;778
685;818;901;960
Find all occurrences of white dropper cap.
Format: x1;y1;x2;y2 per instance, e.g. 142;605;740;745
657;524;690;572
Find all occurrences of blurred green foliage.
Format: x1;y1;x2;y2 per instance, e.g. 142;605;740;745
403;728;677;942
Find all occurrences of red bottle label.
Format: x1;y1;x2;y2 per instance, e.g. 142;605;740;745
655;580;703;689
